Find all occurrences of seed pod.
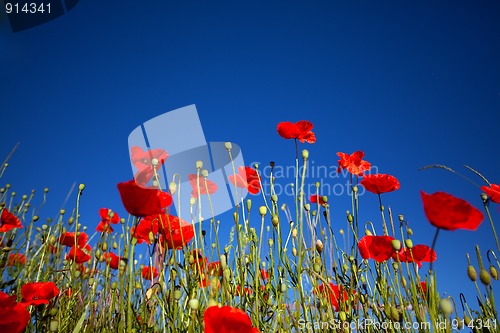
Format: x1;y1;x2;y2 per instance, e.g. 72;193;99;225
259;206;267;216
49;320;59;332
405;239;413;249
439;298;453;316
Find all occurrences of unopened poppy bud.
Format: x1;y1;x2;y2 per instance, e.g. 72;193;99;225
398;214;404;222
481;193;488;202
401;277;407;288
490;265;499;280
246;199;252;211
111;282;118;290
467;265;477;281
189;197;196;205
321;195;328;203
188;298;199;311
302;149;309;160
407;228;413;236
315;240;324;254
391;240;401;251
405;239;413;249
120;218;125;224
339;229;344;235
174;288;182;300
49;320;59;332
464;315;471;326
280;283;287;293
68;217;74;225
272;215;279;227
268;239;274;247
439;298;454;316
196;161;203;169
339;311;347;322
148;231;155;244
60;209;65;215
347;213;353;223
259;206;267;216
78;183;85;191
201;169;209;178
113;242;118;249
33;215;39;222
224;142;232;150
169;182;177;194
365;229;372;236
390;306;400;322
292;247;297;256
292;228;298;238
271;194;278;202
151;158;159;167
480;269;491;285
304;204;310;212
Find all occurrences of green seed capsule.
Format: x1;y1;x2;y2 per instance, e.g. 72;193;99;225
49;320;59;332
189;298;199;310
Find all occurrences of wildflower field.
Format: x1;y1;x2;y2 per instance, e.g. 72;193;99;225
1;120;499;333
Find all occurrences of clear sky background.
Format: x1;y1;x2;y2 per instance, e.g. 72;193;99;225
1;0;499;310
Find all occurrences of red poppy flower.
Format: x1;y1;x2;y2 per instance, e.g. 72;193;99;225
156;215;195;250
131;215;159;244
21;281;59;306
393;244;437;267
0;291;30;333
336;151;371;177
260;269;269;280
420;191;484;231
309;194;326;205
6;253;26;266
66;244;92;264
96;208;120;233
189;174;218;197
0;208;23;232
204;305;261;333
130;146;168;186
59;232;88;248
207;261;222;277
117;179;172;217
360;174;400;194
276;121;316;144
358;235;395;262
141;266;159;281
228;166;261;195
420;281;427;295
313;283;354;312
481;184;500;204
102;252;121;270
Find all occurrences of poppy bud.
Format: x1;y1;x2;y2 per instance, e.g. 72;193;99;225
391;240;401;251
188;298;199;311
401;277;407;288
224;142;232;150
268;239;273;247
196;161;203;169
405;239;413;249
169;182;177;194
174;288;182;300
292;247;297;256
272;215;279;227
49;320;59;332
467;265;477;281
365;229;372;236
398;214;404;222
479;269;491;285
280;283;287;293
189;197;196;206
246;199;252;211
32;215;39;222
481;193;488;202
339;311;347;322
60;209;65;215
271;194;278;202
201;169;209;178
315;240;324;254
322;195;328;203
352;185;358;193
390;306;400;322
347;213;353;223
304;204;310;212
464;315;471;326
292;228;298;238
339;229;344;235
407;228;413;236
490;265;499;280
302;149;309;160
439;298;453;316
259;206;267;216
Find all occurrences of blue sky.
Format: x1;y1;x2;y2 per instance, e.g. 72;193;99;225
1;0;500;309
